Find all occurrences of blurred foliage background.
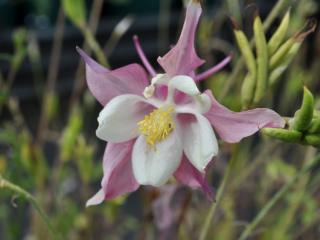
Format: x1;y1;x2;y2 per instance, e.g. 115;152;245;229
0;0;320;239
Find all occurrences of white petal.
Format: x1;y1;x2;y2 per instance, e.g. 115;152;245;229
132;132;183;186
86;188;105;207
179;114;218;172
151;73;169;85
144;74;170;98
169;75;200;95
96;94;154;142
195;93;212;113
175;92;212;115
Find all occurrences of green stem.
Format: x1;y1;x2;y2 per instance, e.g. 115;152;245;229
230;141;277;190
199;147;239;240
238;154;320;240
82;27;109;68
0;174;61;240
68;0;106;109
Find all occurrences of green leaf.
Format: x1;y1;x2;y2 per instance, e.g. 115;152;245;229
60;107;83;161
75;136;94;183
62;0;86;28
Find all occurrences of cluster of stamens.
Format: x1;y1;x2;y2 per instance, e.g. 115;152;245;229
138;107;175;147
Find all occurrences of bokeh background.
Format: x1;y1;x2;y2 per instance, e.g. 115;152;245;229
0;0;320;239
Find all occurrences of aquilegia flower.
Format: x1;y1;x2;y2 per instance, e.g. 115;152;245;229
78;0;285;206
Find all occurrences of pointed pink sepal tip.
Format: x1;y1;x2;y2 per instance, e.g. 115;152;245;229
86;188;105;207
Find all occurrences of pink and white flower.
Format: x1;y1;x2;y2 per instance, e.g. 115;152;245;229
78;0;285;206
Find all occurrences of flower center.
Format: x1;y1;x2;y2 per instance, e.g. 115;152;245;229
138;107;175;146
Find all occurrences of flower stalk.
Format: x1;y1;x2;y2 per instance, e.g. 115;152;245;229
199;148;239;240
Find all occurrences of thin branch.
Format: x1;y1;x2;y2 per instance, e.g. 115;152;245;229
69;0;105;109
199;146;239;240
36;7;65;145
0;174;61;240
238;154;320;240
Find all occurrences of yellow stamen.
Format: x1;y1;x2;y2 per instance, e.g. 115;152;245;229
138;107;175;146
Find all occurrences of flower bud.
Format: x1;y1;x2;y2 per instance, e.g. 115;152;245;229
307;118;320;134
262;128;302;142
304;134;320;148
292;87;314;131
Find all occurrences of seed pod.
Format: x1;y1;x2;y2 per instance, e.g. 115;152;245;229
293;19;317;43
269;19;316;71
231;18;257;76
268;9;290;55
269;41;302;85
292;87;314;131
253;13;269;104
241;73;255;109
269;65;287;85
261;128;302;143
269;38;294;70
304;134;320;148
307;118;320;133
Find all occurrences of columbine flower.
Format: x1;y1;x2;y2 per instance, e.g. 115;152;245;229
78;0;285;206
